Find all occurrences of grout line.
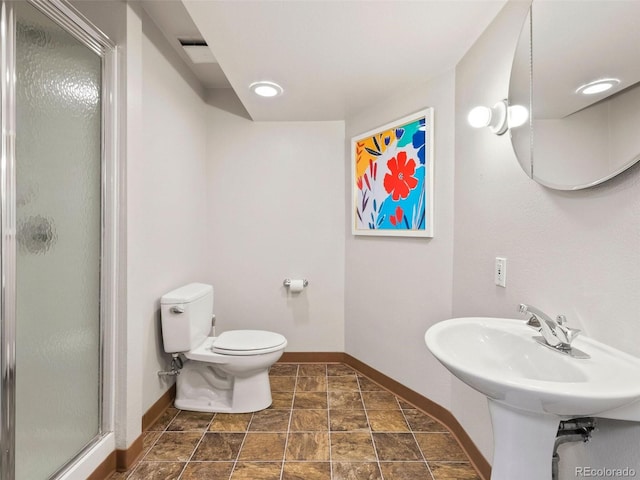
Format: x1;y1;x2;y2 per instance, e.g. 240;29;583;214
278;368;297;480
175;412;216;480
326;365;333;480
229;412;253;480
357;368;384;480
400;407;436;480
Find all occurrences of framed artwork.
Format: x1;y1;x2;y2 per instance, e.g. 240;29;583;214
351;108;434;237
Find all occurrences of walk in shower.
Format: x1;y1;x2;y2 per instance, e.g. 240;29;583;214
1;1;117;479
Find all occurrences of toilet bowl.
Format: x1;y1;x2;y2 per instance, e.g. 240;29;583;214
160;283;287;413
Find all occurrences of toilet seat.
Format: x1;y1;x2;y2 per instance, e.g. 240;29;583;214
212;330;287;356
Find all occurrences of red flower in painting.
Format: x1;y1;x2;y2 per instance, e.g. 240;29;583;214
383;152;418;201
389;206;404;226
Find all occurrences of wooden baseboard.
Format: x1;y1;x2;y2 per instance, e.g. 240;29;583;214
279;351;347;363
278;352;491;480
115;435;144;472
142;384;177;431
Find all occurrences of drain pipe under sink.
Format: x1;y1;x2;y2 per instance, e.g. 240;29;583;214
553;418;596;480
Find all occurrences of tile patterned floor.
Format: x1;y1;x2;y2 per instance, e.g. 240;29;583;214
109;363;481;480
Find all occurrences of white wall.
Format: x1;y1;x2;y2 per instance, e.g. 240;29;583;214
204;104;345;352
344;70;456;408
133;11;210;412
454;0;640;474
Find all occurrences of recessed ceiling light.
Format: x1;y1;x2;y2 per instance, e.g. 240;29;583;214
576;78;620;95
250;81;283;98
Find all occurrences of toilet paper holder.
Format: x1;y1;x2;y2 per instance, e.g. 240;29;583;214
283;278;309;288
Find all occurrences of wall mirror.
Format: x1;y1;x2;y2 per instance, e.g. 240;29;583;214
509;1;640;190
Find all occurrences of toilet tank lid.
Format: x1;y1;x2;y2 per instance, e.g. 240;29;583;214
161;283;212;304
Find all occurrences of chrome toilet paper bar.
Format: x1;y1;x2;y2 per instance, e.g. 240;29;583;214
283;278;309;287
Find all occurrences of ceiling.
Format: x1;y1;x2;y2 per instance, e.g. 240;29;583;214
143;0;507;122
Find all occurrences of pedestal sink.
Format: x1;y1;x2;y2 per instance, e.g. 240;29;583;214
425;317;640;480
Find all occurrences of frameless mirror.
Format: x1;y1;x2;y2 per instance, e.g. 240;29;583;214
509;1;640;190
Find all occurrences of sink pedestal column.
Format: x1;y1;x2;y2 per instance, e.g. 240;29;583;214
488;399;560;480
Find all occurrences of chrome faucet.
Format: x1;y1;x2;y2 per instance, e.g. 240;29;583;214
518;304;581;352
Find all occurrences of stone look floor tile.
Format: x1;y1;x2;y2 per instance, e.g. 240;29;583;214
290;409;329;431
143;432;201;462
282;462;331;480
166;410;213;431
231;462;282;480
362;391;401;410
328;391;363;410
270;363;298;376
298;364;327;376
191;432;245;461
327;364;355;376
372;432;424;461
379;461;434;480
429;462;481;479
330;433;377;461
329;410;369;431
128;461;185;480
293;391;328;409
296;376;327;392
269;376;297;392
357;376;386;391
238;432;286;461
367;410;410;432
328;375;359;391
142;431;161;454
112;363;482;480
209;413;252;432
397;399;416;409
180;461;234;479
414;432;468;461
270;391;294;409
403;409;448;432
146;407;179;431
249;409;291;431
285;432;330;461
332;462;382;480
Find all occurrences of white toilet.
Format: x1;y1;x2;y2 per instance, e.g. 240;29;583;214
160;283;287;413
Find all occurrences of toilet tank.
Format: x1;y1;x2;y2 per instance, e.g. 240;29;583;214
161;283;213;353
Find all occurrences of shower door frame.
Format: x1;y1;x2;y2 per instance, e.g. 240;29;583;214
0;1;119;479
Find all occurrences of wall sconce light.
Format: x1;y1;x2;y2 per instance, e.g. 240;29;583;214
467;100;529;135
467;100;508;135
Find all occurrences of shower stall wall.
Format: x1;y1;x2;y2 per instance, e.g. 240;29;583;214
0;1;118;479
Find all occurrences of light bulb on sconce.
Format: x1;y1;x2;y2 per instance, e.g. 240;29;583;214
467;100;508;135
507;104;529;129
467;100;529;135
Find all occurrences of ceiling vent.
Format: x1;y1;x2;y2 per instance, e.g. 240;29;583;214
179;38;216;64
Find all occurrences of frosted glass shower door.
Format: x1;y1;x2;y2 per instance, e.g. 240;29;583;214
14;3;102;479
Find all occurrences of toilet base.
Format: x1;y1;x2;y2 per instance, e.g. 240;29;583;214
175;359;274;413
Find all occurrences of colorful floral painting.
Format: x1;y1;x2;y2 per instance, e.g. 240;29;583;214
351;108;433;237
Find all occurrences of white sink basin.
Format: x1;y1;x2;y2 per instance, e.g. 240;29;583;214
425;317;640;419
425;317;640;480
